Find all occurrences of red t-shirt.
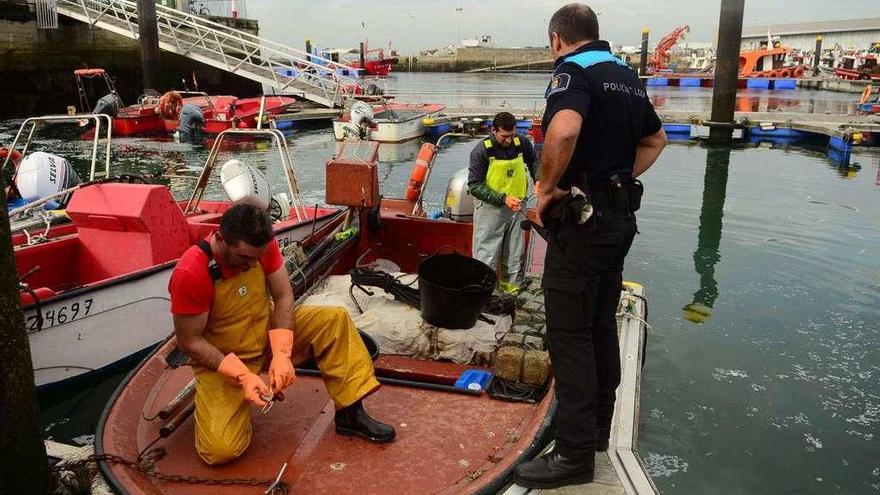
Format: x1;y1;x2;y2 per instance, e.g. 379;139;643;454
169;234;283;315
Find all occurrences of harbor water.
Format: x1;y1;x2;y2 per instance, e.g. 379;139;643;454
5;73;878;494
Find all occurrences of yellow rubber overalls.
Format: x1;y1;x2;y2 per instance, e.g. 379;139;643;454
473;136;529;294
193;259;379;465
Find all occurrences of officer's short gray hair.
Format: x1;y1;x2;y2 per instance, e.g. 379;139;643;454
548;4;599;45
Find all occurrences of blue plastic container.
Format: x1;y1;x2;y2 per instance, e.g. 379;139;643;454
663;124;691;135
454;369;493;392
427;122;451;139
646;77;668;87
680;78;702;87
773;79;797;90
746;78;771;89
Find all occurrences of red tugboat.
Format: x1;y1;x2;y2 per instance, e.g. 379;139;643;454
348;41;398;76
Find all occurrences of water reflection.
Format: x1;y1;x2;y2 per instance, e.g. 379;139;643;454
683;146;729;324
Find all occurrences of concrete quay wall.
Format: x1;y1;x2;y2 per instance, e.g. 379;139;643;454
397;46;554;72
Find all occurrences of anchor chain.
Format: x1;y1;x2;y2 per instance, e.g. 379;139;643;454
52;448;289;494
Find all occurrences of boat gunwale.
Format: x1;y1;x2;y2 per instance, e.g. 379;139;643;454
20;209;343;315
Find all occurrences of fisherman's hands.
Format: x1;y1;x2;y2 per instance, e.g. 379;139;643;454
504;195;523;212
533;180;569;227
268;329;296;392
217;353;271;407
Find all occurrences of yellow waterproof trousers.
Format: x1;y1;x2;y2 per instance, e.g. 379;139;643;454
193;306;380;465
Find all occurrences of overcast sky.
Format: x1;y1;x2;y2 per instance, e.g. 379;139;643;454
248;0;873;53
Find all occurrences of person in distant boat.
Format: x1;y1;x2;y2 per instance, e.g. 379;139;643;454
467;111;538;294
92;93;123;118
155;90;203;143
513;4;666;489
169;203;395;465
175;102;206;143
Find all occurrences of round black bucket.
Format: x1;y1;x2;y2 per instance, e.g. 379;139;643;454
418;252;497;329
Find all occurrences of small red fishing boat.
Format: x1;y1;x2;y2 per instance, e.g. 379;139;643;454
16;128;344;389
164;95;296;134
96;139;558;494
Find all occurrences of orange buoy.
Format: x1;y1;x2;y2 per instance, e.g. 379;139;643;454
793;66;805;78
405;143;436;201
860;85;877;104
156;91;183;119
779;68;792;78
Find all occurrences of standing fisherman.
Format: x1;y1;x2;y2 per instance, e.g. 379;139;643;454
468;111;538;293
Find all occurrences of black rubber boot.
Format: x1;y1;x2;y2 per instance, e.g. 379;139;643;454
513;450;595;489
596;428;611;452
334;400;396;443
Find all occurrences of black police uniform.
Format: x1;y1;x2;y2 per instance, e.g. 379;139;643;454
541;40;661;459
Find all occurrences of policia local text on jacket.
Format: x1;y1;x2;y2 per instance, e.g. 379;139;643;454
467;132;538;293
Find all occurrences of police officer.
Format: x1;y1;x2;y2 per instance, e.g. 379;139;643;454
468;112;538;294
514;4;667;489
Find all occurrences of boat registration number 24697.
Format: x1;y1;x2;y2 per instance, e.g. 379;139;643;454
26;298;94;331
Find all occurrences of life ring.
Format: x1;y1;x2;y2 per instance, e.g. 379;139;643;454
779;68;792;78
405;143;436;201
792;66;805;78
0;147;22;167
860;85;877;104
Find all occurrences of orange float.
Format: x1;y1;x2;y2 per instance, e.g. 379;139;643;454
405;143;436;201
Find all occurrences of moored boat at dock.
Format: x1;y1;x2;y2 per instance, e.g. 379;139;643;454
332;101;446;142
16;128;343;389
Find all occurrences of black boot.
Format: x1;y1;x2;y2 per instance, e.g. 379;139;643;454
334;400;395;443
513;450;594;489
596;428;610;452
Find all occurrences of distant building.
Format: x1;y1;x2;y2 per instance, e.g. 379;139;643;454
462;35;494;48
740;18;880;51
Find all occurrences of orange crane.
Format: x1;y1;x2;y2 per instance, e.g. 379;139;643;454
649;25;690;72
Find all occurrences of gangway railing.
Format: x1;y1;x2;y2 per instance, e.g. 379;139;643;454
56;0;362;108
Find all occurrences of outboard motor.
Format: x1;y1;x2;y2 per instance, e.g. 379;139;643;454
341;101;375;141
443;167;473;222
220;159;291;221
15;151;81;209
93;93;123;118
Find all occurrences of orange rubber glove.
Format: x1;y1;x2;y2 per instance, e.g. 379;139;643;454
217;353;270;407
268;328;296;392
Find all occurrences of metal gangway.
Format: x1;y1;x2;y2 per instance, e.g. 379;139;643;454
55;0;361;108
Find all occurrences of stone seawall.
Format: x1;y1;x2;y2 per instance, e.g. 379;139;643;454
396;46;554;72
0;0;262;119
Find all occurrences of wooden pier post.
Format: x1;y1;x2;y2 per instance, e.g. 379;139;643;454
813;36;823;75
639;28;649;76
305;39;312;63
137;0;161;93
709;0;744;143
0;188;52;493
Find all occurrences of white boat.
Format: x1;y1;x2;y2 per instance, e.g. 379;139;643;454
17;128;347;389
333;101;446;143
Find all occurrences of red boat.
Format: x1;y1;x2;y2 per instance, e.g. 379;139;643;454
15;128;344;389
94;139;559;494
165;95;296;134
348;41;398;76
